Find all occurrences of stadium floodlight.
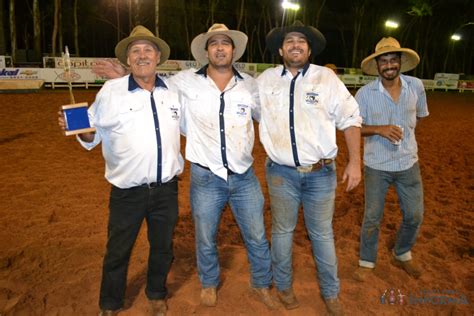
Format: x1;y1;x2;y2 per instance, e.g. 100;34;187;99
385;20;399;29
451;34;461;41
282;0;300;11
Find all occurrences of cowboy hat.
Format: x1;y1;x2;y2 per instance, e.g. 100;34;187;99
190;23;248;65
266;20;326;56
361;37;420;75
115;25;170;66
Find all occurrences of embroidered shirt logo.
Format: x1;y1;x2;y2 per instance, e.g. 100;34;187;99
169;106;179;120
305;92;319;105
236;104;249;117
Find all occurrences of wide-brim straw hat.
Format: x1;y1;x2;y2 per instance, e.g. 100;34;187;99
190;23;248;65
115;25;170;66
361;37;420;75
266;20;326;56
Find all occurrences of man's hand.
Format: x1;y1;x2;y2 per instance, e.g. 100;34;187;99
342;126;362;192
377;125;403;143
342;160;361;192
92;59;127;79
57;110;95;142
58;110;67;131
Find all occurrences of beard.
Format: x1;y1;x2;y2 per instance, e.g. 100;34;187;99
379;67;400;81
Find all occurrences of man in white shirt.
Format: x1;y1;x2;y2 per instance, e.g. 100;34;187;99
91;24;274;310
58;26;183;316
257;21;362;315
168;24;274;309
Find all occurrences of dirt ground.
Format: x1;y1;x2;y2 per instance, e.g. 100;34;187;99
0;90;472;316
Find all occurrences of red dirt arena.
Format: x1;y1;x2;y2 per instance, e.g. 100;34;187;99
0;90;472;315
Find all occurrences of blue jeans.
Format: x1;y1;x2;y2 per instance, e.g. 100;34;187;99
190;163;272;288
266;159;339;299
359;163;424;268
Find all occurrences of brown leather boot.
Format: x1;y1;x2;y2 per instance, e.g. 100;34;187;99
150;299;167;316
392;259;422;279
324;297;344;316
352;267;374;282
277;288;300;310
200;287;217;307
251;287;277;310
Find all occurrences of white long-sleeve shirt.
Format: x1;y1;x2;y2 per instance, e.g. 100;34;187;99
257;63;362;167
78;74;184;188
167;66;260;180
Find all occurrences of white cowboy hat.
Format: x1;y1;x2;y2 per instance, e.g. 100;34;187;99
190;23;248;65
361;37;420;75
115;25;170;66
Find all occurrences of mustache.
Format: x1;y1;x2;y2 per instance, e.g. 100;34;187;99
383;67;398;72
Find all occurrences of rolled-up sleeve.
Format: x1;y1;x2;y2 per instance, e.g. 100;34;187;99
333;77;362;130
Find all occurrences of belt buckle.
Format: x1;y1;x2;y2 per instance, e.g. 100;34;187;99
296;165;314;173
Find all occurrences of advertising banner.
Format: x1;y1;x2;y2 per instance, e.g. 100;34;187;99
0;68;42;79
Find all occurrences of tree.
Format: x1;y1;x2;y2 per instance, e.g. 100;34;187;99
405;0;432;77
33;0;41;60
114;0;120;42
206;0;220;27
0;0;5;55
9;0;16;63
155;0;160;36
74;0;80;56
236;0;245;30
350;0;368;68
51;0;60;56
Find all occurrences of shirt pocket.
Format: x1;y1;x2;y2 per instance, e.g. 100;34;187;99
263;85;284;110
117;100;145;132
184;89;201;106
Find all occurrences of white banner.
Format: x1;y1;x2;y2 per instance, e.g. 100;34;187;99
434;73;460;80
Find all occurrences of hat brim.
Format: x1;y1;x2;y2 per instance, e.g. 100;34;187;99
266;25;326;56
190;30;248;65
115;36;170;66
361;48;420;75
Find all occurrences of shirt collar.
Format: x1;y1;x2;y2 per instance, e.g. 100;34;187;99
281;62;310;77
376;74;408;92
195;65;244;80
128;74;168;91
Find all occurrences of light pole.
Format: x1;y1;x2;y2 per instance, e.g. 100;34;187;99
384;20;399;36
445;22;473;73
281;1;300;26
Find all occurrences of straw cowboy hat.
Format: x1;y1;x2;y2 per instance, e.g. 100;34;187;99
266;20;326;56
361;37;420;75
115;25;170;66
190;23;248;65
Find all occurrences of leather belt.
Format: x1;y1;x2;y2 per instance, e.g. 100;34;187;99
296;159;334;173
194;163;236;175
139;176;177;188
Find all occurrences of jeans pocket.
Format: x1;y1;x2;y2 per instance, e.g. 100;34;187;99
323;161;336;173
191;164;212;186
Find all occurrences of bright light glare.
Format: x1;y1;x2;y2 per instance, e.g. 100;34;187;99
282;0;300;11
451;34;461;41
385;20;399;29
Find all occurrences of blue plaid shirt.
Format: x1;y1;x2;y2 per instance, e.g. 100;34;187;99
355;74;429;172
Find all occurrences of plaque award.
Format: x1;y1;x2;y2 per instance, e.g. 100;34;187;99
60;46;96;136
